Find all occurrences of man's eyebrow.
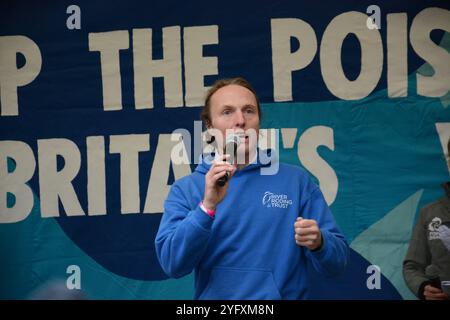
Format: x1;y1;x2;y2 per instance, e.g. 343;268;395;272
242;104;257;108
219;104;256;109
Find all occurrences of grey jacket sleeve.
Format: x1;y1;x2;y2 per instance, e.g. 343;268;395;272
403;209;431;299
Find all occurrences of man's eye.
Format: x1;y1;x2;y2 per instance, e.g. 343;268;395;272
222;110;232;115
245;108;255;114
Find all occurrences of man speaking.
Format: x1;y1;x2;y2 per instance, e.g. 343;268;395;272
155;77;349;299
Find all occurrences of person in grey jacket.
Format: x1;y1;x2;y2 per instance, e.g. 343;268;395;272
403;139;450;300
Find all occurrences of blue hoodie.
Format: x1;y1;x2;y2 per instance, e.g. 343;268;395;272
155;151;349;299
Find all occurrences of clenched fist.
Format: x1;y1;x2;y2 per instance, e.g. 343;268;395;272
294;217;322;251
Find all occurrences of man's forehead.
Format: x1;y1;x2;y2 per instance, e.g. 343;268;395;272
210;85;257;106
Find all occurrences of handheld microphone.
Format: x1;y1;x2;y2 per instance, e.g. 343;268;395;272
425;264;442;289
217;133;241;187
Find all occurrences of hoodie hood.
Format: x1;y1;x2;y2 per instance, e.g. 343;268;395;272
194;148;277;174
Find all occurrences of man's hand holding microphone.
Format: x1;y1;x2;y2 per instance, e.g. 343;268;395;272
202;134;240;212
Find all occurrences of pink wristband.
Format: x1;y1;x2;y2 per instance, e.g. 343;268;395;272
200;201;216;217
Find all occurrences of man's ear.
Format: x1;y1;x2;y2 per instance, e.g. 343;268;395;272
205;120;220;145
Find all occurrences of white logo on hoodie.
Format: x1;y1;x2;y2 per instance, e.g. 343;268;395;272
263;191;293;209
428;217;442;240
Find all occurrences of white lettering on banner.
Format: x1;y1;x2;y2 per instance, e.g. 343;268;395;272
89;26;219;110
281;128;297;149
110;134;149;214
88;30;129;111
87;136;106;216
387;13;408;98
321;12;383;100
0;141;35;223
0;128;337;221
184;25;219;107
271;8;450;102
410;8;450;98
133;27;183;109
38;139;85;218
1;9;449;117
0;36;42;116
271;18;317;102
144;134;191;213
298;126;338;205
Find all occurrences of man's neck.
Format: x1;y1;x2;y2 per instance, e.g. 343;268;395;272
216;147;257;170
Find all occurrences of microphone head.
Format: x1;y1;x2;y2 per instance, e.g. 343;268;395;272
425;264;441;279
224;133;241;154
225;133;241;146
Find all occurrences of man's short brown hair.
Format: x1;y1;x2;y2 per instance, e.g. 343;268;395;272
200;77;261;127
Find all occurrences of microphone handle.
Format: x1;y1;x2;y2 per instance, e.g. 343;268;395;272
216;172;229;187
216;141;236;187
429;277;442;289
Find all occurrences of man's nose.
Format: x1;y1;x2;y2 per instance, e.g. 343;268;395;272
234;110;245;128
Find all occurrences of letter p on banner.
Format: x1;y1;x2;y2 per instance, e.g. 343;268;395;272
0;36;42;116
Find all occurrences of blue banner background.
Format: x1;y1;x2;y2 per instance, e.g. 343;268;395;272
1;0;450;299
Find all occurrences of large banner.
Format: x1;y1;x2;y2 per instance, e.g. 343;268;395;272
1;0;449;299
